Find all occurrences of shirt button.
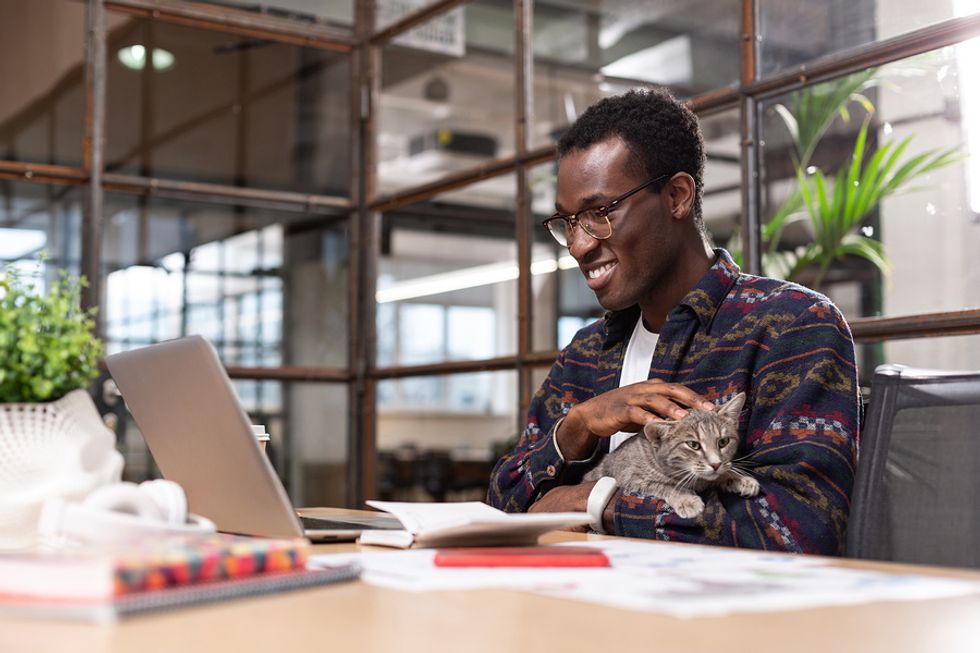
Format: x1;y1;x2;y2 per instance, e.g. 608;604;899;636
546;465;557;477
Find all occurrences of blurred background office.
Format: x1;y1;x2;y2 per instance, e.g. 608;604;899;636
1;0;979;510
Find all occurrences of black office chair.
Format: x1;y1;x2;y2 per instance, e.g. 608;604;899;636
847;364;980;568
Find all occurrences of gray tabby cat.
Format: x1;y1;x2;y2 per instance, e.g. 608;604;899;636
583;392;759;518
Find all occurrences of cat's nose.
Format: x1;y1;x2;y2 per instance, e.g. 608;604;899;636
709;462;721;471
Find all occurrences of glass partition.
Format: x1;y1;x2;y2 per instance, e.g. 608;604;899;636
0;180;82;279
105;12;351;195
758;0;980;77
377;0;514;195
376;370;517;501
197;0;354;27
531;0;741;148
758;44;976;321
377;0;450;31
0;0;86;167
700;109;742;251
103;193;349;368
378;174;518;366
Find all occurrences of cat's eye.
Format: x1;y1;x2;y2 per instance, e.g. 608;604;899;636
687;441;701;450
718;437;730;447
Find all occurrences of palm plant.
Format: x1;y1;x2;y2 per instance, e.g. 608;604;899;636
747;70;964;291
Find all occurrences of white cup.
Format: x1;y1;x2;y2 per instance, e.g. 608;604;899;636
251;424;270;451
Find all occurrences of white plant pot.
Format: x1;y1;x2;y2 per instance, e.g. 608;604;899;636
0;389;123;549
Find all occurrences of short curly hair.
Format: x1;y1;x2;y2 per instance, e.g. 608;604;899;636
557;88;706;232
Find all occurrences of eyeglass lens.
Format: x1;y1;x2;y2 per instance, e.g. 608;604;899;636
548;210;611;246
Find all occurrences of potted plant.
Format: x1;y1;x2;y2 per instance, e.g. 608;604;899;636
0;263;122;549
733;70;963;291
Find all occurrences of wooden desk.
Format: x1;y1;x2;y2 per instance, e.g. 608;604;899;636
2;529;978;653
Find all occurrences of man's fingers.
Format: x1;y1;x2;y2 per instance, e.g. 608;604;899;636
638;380;714;411
631;392;688;420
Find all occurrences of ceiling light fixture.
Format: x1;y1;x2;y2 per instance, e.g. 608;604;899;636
117;44;176;71
375;255;578;304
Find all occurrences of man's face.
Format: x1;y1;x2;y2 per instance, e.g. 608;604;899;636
555;137;679;312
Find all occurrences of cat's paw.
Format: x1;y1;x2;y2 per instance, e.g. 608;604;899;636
725;475;760;497
670;495;704;519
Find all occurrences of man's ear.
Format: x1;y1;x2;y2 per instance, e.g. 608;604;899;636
642;419;674;445
717;392;746;419
665;172;696;220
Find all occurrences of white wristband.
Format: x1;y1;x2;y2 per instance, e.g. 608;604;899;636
586;476;618;534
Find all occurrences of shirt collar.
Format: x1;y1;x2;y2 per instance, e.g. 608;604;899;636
602;248;740;344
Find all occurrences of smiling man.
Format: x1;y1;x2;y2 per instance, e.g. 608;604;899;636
487;89;860;555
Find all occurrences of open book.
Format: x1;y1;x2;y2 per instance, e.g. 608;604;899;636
357;501;591;548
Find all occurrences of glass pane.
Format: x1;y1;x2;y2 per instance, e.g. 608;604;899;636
0;0;86;166
105;13;351;195
377;0;449;31
377;174;518;364
759;44;976;316
0;181;82;280
377;0;514;195
531;0;741;148
759;0;980;77
115;380;349;508
701;108;742;252
196;1;353;27
102;193;349;368
376;370;516;501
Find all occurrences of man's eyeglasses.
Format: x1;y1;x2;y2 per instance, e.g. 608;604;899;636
542;173;670;247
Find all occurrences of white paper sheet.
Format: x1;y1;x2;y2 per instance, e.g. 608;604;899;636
310;539;980;617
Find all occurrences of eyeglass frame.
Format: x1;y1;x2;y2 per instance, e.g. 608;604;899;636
541;172;672;247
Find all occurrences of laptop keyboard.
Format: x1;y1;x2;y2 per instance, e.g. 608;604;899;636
300;515;401;531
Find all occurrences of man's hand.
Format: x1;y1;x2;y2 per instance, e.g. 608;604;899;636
556;379;715;459
528;482;595;532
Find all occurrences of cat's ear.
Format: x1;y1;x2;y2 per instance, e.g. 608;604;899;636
717;392;746;419
643;419;674;445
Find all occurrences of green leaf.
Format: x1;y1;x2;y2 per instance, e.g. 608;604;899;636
0;262;103;403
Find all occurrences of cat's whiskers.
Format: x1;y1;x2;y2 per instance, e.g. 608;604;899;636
673;469;698;490
728;463;759;482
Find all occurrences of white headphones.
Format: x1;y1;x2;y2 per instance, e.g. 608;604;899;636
37;480;216;545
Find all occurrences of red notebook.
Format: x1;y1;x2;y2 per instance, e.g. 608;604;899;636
433;546;610;568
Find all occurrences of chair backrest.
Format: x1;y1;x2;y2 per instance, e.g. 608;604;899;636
847;364;980;568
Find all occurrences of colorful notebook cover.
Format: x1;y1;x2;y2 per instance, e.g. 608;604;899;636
0;533;311;601
0;564;361;623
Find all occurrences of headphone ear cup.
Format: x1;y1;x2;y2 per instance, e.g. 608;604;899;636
37;483;213;545
139;480;188;526
83;482;165;522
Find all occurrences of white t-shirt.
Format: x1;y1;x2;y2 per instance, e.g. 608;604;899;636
608;317;659;452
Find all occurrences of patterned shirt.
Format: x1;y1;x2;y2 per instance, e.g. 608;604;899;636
487;249;859;556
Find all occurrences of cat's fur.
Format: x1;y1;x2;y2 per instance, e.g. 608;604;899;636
583;392;759;518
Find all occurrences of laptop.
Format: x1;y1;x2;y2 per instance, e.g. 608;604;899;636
105;335;401;541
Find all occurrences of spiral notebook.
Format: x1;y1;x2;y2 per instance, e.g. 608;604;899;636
0;563;361;623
